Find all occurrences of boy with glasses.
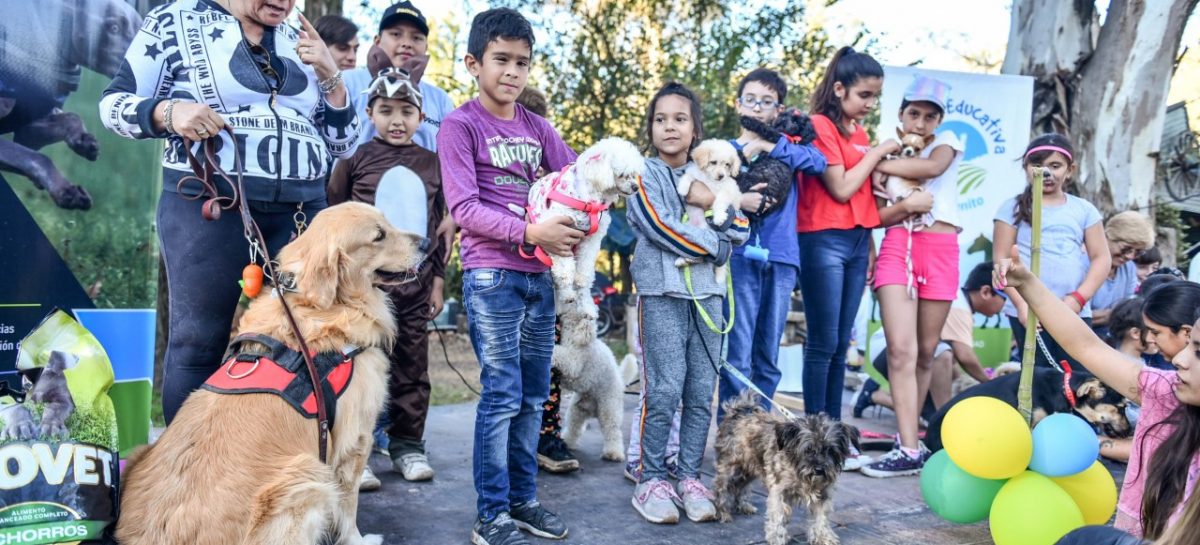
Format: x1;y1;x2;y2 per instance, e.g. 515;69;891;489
717;68;825;417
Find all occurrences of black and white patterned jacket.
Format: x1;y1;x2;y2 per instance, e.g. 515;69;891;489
99;0;358;203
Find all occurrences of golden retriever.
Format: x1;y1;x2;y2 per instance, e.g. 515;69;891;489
116;202;426;545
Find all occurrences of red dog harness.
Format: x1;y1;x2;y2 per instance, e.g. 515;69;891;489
202;333;361;425
519;165;609;266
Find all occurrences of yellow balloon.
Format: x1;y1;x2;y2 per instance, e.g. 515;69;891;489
943;397;1033;479
1051;461;1118;525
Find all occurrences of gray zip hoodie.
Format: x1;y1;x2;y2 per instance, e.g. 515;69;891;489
628;157;750;299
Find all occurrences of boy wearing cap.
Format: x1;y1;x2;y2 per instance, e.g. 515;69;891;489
861;73;964;478
344;1;456;152
327;67;447;488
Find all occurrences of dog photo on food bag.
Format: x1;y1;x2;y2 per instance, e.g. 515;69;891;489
116;203;427;545
0;309;121;543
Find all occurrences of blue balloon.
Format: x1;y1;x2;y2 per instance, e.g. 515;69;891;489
1029;413;1099;477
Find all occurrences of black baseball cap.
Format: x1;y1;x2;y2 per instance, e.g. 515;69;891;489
379;2;429;36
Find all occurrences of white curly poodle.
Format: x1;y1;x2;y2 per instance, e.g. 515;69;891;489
553;309;626;462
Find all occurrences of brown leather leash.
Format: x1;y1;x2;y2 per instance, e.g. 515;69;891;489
177;127;332;464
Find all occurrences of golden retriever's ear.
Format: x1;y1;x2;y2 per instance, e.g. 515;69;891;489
296;238;342;308
1077;378;1106;401
895;127;905;140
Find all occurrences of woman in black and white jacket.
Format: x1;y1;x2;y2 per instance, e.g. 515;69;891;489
100;0;359;424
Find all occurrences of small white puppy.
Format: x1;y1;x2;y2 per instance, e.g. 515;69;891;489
675;139;742;282
521;137;644;315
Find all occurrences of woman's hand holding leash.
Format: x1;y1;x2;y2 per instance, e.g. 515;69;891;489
157;100;226;141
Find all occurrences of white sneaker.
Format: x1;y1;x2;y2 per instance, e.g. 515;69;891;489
842;445;872;472
395;452;435;481
359;465;382;492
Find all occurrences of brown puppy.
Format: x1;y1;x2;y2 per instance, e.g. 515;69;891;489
713;393;859;545
116;202;426;545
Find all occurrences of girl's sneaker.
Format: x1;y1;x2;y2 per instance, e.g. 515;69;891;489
632;479;680;524
861;447;924;478
842;445;873;472
624;461;643;484
673;478;717;522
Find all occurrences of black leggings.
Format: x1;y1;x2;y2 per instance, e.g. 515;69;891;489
157;191;324;424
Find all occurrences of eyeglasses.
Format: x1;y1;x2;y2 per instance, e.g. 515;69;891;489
1114;244;1144;259
739;95;778;110
246;41;281;91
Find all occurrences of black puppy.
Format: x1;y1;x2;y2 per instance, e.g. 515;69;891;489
736;109;817;219
925;367;1131;452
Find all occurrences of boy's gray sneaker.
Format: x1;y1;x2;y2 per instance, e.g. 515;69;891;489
510;500;568;539
674;478;717;522
472;513;529;545
632;478;680;524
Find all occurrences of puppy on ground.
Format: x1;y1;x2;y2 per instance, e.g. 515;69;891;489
553;309;626;462
714;393;859;545
116;203;427;545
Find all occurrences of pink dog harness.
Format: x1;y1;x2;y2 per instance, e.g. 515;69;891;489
519;165;610;266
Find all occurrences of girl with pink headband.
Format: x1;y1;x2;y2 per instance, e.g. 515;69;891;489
992;133;1111;370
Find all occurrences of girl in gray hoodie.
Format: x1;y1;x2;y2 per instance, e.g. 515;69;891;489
627;82;749;524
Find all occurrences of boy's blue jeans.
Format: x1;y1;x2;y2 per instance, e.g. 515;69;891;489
718;255;798;419
463;268;555;522
797;228;870;419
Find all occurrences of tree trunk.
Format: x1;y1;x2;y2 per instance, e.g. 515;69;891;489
1002;0;1198;214
1072;0;1197;212
303;0;344;20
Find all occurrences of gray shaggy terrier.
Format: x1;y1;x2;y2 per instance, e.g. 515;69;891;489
713;393;859;545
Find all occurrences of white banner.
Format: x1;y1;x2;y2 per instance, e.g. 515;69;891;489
879;66;1034;298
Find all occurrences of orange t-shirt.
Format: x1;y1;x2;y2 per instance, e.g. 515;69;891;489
796;114;881;232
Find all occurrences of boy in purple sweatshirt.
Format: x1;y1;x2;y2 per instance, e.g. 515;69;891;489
437;9;579;545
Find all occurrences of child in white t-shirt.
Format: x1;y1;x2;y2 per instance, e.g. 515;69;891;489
864;74;965;478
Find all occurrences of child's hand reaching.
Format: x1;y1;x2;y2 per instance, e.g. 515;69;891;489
526;216;584;257
993;244;1034;290
874;139;901;158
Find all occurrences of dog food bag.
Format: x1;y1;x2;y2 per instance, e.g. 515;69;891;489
0;309;119;544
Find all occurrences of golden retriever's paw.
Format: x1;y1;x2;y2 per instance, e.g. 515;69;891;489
357;534;383;545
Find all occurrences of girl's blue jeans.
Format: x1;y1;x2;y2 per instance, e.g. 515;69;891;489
797;227;870;419
718;254;799;419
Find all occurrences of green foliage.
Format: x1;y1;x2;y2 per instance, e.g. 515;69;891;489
501;0;843;150
1154;199;1188;266
6;71;161;309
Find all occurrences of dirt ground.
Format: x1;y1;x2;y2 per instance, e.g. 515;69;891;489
426;329;632;406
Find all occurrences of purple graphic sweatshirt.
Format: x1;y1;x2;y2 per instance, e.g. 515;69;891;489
439;99;577;272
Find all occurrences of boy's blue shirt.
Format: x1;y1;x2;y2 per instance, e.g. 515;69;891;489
730;136;826;268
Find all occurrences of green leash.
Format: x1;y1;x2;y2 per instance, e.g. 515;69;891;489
682;259;735;335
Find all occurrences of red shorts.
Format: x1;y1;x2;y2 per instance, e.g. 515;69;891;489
873;228;960;301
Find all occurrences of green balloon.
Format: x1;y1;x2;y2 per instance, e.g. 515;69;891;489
920;450;1007;523
990;471;1085;545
